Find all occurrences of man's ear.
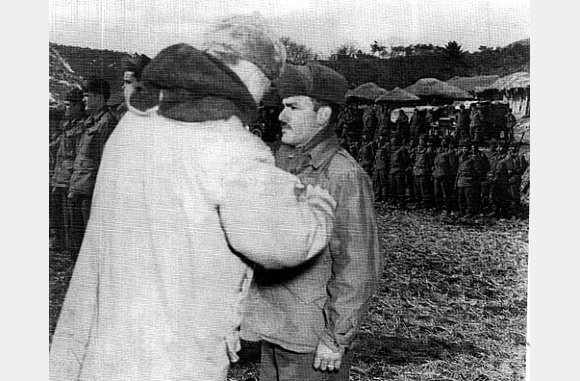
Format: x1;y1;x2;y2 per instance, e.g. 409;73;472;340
316;105;332;128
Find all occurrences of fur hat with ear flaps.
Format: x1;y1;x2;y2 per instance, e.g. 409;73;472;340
278;63;348;107
131;44;258;125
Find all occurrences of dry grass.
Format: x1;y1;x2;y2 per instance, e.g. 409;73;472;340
49;205;528;381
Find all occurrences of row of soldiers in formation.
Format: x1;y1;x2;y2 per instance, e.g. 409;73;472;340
346;132;528;218
49;80;120;254
333;102;517;147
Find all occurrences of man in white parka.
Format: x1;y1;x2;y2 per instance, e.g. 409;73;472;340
49;15;336;381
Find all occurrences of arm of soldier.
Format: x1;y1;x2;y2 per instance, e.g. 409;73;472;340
316;169;382;368
217;156;336;270
94;113;119;162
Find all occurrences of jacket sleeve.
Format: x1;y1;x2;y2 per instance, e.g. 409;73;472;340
201;132;337;270
320;168;382;350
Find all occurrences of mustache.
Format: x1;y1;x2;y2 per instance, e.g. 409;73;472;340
280;122;290;129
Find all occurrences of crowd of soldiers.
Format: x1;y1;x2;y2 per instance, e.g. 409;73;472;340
49;79;120;255
334;103;528;219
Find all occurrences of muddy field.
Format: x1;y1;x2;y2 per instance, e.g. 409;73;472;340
49;204;528;381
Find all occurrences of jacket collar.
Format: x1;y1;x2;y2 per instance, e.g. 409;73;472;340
85;106;110;124
283;127;339;170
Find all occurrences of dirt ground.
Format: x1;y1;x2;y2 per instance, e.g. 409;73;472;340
49;205;528;381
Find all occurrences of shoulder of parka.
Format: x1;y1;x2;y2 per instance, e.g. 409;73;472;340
327;148;372;187
199;117;274;166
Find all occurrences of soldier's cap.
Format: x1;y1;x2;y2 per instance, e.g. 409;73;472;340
84;76;111;100
64;87;84;102
278;63;348;106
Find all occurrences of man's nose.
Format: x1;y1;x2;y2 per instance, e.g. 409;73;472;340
278;108;287;122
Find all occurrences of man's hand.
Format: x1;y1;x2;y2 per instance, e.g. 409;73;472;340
313;340;345;372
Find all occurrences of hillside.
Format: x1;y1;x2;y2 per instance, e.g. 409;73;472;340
49;38;529;105
49;43;134;106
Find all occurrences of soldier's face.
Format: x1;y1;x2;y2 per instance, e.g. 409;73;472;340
279;96;321;147
85;92;104;113
123;71;138;100
65;101;84;119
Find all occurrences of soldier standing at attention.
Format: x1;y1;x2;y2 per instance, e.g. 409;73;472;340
389;134;410;208
243;62;381;381
357;133;375;176
413;134;435;210
456;140;481;218
373;135;390;202
68;77;118;233
50;88;87;255
432;137;457;215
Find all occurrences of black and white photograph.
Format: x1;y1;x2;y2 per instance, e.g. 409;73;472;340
47;1;535;380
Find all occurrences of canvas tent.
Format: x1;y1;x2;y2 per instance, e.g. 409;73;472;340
346;82;389;102
404;78;472;103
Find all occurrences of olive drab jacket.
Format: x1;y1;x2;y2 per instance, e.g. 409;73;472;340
49;110;337;381
50;117;85;188
389;145;410;174
242;128;381;353
456;153;481;187
433;148;457;179
69;106;118;196
413;146;434;176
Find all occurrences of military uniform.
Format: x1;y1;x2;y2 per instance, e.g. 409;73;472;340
69;105;118;228
413;145;435;209
456;152;481;216
488;152;510;217
50;117;86;253
357;140;375;175
433;147;457;213
372;141;390;201
389;144;410;207
505;151;528;215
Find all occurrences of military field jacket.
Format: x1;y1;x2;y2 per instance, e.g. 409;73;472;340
242;129;381;353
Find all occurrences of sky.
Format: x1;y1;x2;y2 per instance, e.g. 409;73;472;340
48;0;530;58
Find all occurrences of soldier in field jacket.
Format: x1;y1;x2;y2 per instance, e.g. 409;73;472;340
68;77;118;228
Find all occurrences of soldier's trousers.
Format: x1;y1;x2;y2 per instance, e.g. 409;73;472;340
389;172;407;206
373;168;389;201
406;171;415;202
51;187;85;254
508;180;522;213
260;341;354;381
433;176;454;212
414;174;433;208
490;182;510;216
458;185;480;216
